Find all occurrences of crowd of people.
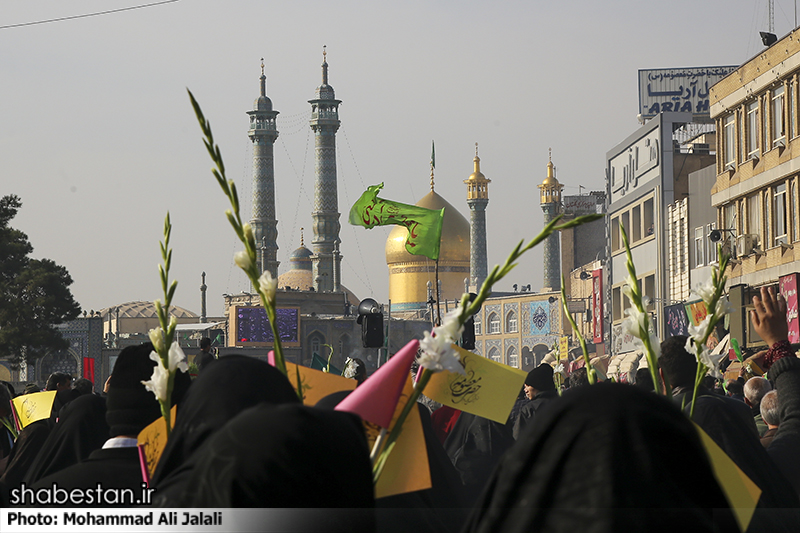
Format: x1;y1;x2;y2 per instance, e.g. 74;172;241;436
0;285;798;532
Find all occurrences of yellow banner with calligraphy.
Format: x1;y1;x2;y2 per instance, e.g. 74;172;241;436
285;361;357;406
424;345;528;424
137;405;177;482
694;423;760;532
559;336;569;360
11;390;57;429
372;376;431;499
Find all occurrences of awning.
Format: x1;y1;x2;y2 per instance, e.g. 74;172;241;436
175;322;225;331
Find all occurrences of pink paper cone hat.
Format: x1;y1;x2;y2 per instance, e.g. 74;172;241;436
335;339;419;428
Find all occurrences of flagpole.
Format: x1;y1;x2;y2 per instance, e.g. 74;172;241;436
435;259;442;326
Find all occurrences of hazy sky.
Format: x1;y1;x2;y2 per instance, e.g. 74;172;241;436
2;0;794;317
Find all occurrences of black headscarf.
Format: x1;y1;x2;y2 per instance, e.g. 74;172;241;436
151;355;300;501
178;403;375;531
21;393;109;485
443;412;514;506
463;383;739;533
0;420;51;491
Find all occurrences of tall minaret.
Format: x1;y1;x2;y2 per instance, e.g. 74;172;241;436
465;143;491;293
309;46;342;292
538;149;563;292
247;59;280;279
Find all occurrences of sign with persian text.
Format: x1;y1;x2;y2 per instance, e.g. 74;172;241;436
780;273;800;344
639;66;737;121
608;126;660;204
563;195;598;215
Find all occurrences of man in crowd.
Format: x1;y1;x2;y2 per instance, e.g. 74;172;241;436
761;390;779;447
744;376;772;436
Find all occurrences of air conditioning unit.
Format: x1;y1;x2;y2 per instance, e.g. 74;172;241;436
737;234;759;256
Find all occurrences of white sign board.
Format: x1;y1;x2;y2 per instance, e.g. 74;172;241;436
639;66;737;121
563;196;598;215
608;127;660;205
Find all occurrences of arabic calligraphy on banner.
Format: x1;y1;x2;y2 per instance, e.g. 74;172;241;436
779;273;800;344
638;66;737;120
425;346;527;424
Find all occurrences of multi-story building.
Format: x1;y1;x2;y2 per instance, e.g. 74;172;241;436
605;112;716;379
710;30;800;348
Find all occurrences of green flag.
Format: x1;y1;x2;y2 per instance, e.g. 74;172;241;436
349;183;445;261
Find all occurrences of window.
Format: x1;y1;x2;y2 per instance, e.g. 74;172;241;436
611;217;620;251
739;109;746;164
488;347;501;363
773;86;786;145
707;223;718;263
621;211;630;240
723;113;736;168
474;315;482;336
506;310;518;333
747;193;761;238
763;95;770;149
507;346;518;369
775;183;788;245
747;100;760;159
310;334;324;358
488;313;500;334
612;286;622;322
790;81;797;139
694;227;705;268
793;180;799;242
643;199;654;236
644;275;656;312
632;205;642;242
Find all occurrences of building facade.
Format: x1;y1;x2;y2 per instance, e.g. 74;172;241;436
605;112;716;373
710;31;800;348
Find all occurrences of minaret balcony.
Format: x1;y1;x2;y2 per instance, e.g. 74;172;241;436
311;111;339;121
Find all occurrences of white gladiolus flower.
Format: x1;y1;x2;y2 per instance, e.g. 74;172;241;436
688;316;712;342
234;250;252;271
418;331;465;374
243;222;255;245
698;345;724;379
622;307;647;339
437;309;464;343
714;296;732;319
693;279;716;306
148;328;165;353
141;352;170;402
167;341;189;373
258;270;278;305
553;363;565;374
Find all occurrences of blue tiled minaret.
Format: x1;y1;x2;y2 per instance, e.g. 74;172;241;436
538;150;563;292
309;46;342;293
247;60;280;279
465;143;491;293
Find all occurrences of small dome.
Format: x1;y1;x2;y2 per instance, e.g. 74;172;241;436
385;190;470;265
289;245;313;262
254;95;273;112
97;301;198;319
541;160;560;187
466;155;487;182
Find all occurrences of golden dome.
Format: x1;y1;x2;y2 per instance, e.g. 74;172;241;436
467;156;486;181
385;190;470;265
540;160;560;187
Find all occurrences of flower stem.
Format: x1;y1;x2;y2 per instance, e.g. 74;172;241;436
372;369;432;484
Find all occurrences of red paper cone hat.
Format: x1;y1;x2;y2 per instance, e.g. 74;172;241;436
335;339;419;428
